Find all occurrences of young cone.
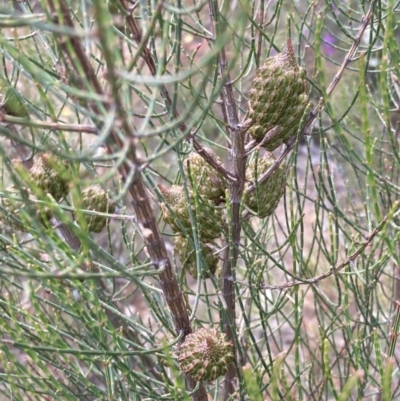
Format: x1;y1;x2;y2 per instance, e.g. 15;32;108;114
0;186;52;231
29;153;71;201
245;151;286;218
247;39;310;150
79;185;115;233
174;236;219;279
177;327;234;382
159;184;223;242
183;150;226;203
0;84;28;118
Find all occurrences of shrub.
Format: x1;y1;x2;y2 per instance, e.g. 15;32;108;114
0;1;398;401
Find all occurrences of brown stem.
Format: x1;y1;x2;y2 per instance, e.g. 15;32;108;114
207;1;246;398
51;1;208;399
7;124;34;169
191;136;237;182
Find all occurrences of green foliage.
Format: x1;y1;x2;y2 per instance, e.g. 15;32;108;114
0;1;399;401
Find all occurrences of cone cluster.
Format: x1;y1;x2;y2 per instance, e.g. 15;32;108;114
160;150;226;279
177;328;233;382
183;151;225;203
1;152;114;233
0;153;71;232
159;184;223;243
247;39;310;150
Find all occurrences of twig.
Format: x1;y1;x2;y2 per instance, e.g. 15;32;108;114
244;126;281;156
305;333;352;401
190;134;237;181
53;0;192;330
7;124;34;169
325;5;374;98
235;216;386;291
0;113;98;134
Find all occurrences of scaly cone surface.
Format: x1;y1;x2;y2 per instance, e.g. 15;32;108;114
174;236;219;279
159;184;223;242
245;151;286;218
0;81;29;117
177;327;234;381
0;185;52;231
247;39;310;150
80;185;115;233
183;150;226;203
29;153;71;201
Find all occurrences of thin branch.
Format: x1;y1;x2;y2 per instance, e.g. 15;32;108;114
236;215;387;291
7;124;34;169
0;112;98;134
190;136;237;182
325;4;374;97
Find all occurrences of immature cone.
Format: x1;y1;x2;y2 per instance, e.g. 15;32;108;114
80;185;115;233
29;153;71;201
247;39;309;150
245;152;286;218
183;150;226;202
174;236;219;279
177;328;234;381
159;184;223;241
0;84;28;117
0;186;52;231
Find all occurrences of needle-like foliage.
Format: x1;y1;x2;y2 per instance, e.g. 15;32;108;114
0;1;399;401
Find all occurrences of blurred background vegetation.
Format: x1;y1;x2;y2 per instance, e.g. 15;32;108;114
0;0;399;400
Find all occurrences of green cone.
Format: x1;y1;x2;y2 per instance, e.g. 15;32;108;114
245;152;286;218
159;184;223;242
174;236;219;279
177;327;234;382
80;185;115;233
0;83;28;117
247;39;309;150
29;153;71;201
0;186;52;231
183;151;226;203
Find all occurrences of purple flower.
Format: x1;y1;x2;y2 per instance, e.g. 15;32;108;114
322;33;336;57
